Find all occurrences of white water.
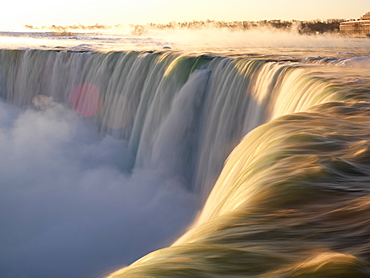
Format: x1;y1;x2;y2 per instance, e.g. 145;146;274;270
0;31;369;278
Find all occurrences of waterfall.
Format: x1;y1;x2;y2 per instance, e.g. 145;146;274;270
1;49;369;278
0;50;345;198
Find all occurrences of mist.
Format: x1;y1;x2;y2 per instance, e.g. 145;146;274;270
145;27;370;51
0;100;196;278
2;25;370;53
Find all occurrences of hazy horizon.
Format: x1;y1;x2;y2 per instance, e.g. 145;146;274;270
1;0;368;30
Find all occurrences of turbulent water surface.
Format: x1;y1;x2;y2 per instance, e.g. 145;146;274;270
0;31;370;278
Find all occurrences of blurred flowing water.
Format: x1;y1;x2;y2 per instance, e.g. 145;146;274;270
0;45;369;277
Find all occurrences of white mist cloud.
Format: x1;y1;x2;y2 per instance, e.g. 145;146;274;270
2;26;370;53
0;100;196;278
145;27;370;51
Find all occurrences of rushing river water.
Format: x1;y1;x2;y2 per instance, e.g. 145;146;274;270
0;30;370;277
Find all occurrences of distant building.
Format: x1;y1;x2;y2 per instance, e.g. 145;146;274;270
340;12;370;36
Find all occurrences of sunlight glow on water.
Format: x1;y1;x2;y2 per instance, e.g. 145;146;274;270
69;83;104;117
0;30;369;278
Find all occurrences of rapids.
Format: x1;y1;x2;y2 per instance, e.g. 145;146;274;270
0;49;370;277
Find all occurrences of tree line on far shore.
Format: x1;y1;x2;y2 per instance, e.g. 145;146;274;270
130;19;345;35
23;19;346;36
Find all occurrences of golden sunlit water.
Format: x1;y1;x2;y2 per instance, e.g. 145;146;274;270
0;29;370;277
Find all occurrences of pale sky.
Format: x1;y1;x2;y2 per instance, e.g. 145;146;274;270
1;0;369;29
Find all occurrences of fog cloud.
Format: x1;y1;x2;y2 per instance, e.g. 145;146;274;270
0;100;196;278
149;27;370;50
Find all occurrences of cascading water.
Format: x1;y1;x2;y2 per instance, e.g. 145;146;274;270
0;49;370;278
0;50;345;198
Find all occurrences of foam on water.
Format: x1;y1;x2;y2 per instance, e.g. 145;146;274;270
0;36;369;277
